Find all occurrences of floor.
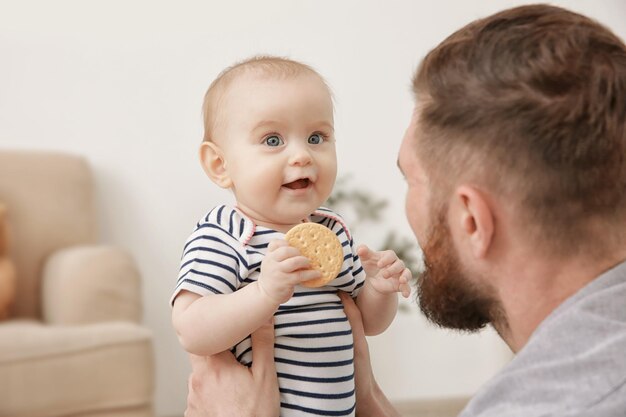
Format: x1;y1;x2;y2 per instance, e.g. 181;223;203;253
392;397;469;417
163;397;469;417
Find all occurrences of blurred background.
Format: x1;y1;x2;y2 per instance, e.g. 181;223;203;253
1;1;625;416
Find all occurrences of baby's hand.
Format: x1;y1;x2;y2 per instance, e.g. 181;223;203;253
258;239;321;305
357;245;411;298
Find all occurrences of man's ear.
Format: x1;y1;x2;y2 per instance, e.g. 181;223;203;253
454;185;494;259
199;141;233;189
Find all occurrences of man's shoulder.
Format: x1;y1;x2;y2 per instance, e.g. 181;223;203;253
461;380;626;417
461;260;626;417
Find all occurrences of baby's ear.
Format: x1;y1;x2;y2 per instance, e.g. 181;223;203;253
199;141;233;189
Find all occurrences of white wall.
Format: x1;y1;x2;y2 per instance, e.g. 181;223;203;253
1;1;625;415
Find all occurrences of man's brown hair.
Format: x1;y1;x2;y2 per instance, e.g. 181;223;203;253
412;4;626;254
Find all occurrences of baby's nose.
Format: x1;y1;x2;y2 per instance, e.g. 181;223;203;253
288;145;312;166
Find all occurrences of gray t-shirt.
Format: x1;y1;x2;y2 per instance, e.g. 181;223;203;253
460;259;626;417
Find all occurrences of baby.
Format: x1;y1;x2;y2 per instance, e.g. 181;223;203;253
171;56;411;417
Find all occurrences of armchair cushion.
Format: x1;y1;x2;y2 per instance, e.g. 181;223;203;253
42;245;142;325
0;320;153;417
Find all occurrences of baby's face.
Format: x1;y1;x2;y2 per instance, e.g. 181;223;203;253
214;71;337;231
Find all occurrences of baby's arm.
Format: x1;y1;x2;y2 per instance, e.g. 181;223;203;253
355;245;411;336
172;239;321;356
172;285;277;356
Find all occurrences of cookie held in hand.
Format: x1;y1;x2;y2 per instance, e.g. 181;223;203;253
285;222;344;288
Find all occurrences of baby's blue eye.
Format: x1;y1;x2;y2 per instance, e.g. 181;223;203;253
264;136;283;147
308;134;324;145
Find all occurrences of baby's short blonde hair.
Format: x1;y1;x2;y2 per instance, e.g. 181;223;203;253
202;55;329;142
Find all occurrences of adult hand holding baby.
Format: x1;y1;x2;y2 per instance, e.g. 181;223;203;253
185;319;280;417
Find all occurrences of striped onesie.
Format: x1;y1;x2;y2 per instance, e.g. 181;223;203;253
173;205;366;417
172;206;365;417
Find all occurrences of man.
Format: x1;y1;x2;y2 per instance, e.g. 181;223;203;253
184;4;626;416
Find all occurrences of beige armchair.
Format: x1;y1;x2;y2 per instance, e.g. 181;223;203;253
0;150;154;417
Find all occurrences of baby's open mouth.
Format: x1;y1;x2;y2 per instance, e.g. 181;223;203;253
283;178;311;190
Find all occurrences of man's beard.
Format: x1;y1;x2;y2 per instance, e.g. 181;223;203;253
416;210;505;332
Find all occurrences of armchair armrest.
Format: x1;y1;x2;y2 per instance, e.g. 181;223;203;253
42;245;143;325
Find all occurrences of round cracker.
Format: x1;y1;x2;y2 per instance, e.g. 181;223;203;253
285;222;344;288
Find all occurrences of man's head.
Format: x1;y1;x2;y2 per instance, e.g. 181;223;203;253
199;56;337;230
401;5;626;331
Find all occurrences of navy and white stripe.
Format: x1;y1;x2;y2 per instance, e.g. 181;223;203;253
173;205;365;416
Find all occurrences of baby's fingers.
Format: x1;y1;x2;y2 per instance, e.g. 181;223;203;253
356;244;377;263
386;276;411;297
296;269;323;283
376;250;399;269
382;258;406;278
268;245;302;262
399;281;411;298
399;268;412;298
267;239;289;253
280;255;313;273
